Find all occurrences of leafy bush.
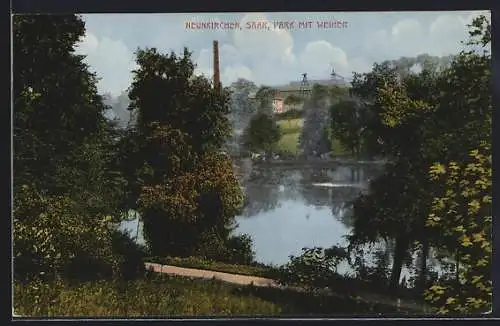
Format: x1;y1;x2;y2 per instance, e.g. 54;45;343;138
277;246;349;290
111;230;146;280
13;185;117;282
224;233;255;265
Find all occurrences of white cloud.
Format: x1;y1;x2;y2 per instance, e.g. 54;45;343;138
363;12;491;60
75;32;136;96
78;11;490;95
299;41;349;78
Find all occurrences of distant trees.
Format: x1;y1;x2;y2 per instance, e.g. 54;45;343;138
243;113;281;155
229;78;258;122
284;94;302;105
330;99;366;158
300;84;348;157
255;86;275;115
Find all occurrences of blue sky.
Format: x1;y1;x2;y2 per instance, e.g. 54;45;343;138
75;11;490;97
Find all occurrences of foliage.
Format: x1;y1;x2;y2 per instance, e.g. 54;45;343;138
13;14;129;283
254;86;275;115
123;47;243;258
228;78;258;133
13;185;117;281
277;246;349;290
243;113;281;153
424;145;491;314
13;14;114;194
330;99;367;157
284;94;303;105
342;14;491;307
138;152;244;257
299;84;344;156
110;230;147;280
129;47;232;155
224;234;256;265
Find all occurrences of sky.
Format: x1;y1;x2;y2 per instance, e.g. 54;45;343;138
75;11;491;97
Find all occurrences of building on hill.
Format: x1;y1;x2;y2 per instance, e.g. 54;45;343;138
272;93;284;114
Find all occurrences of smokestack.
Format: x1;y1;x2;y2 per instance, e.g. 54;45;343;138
213;40;220;89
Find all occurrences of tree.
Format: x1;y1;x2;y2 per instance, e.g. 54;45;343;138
347;15;491;296
13;14;129;281
13;14;111;193
230;78;258;93
425;145;491;314
423;15;491;314
129;47;232;155
123;47;243;257
228;78;258;148
330;99;366;157
255;86;275;115
284;94;303;105
243;113;281;154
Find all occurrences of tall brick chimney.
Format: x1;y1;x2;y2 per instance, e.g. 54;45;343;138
213;40;220;89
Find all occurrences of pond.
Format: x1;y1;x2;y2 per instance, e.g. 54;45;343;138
120;160;386;270
234;161;385;267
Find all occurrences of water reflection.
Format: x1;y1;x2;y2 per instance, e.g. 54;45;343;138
235;163;384;266
120;161;386;268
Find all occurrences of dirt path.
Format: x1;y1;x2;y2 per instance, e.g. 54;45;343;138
144;262;280;288
144;262;429;312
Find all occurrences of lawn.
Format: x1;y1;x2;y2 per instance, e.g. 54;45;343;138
13;275;280;317
14;274;426;317
276;118;303;155
277;118;303;135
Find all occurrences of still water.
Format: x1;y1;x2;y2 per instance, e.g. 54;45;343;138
234;162;384;266
120;161;385;268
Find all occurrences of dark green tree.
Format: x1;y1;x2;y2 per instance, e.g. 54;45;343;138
13;14;129;281
123;47;243;257
347;15;491;296
243;113;281;155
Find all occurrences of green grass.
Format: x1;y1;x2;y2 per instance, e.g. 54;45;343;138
13;275;281;317
14;275;426;317
275;118;303;155
277;118;303;135
277;133;300;155
145;256;280;279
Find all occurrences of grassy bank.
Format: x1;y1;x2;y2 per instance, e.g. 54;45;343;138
14;274;425;317
145;256;280;279
13;275;280;317
276;118;303;155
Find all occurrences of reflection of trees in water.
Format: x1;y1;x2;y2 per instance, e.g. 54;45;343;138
240;165;381;221
242;168;302;217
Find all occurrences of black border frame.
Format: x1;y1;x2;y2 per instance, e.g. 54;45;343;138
8;0;497;13
7;0;500;324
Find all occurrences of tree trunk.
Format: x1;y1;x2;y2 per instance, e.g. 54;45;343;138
390;236;408;289
455;249;460;286
417;239;429;294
